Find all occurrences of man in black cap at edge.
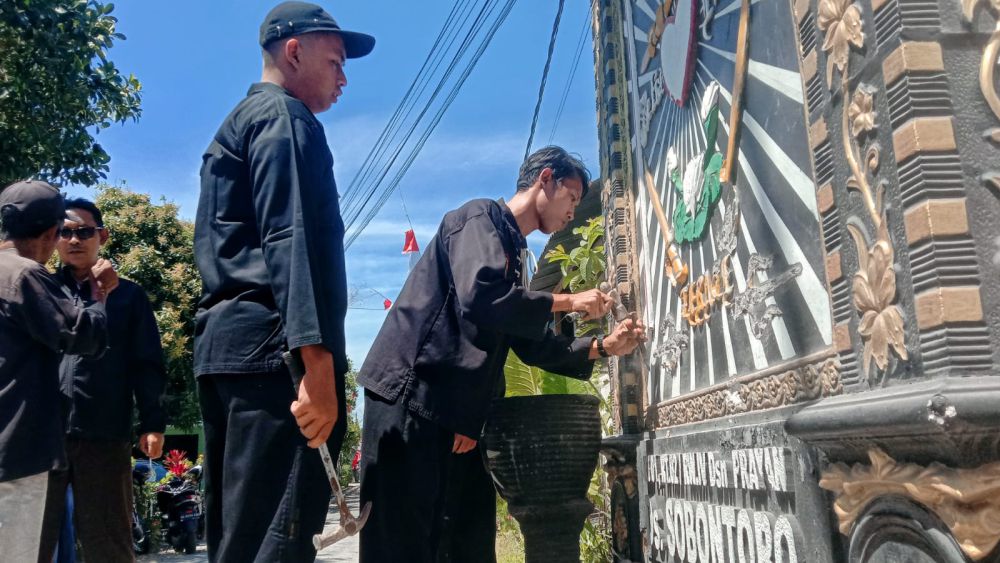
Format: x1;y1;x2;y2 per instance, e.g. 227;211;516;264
193;2;374;562
0;180;117;562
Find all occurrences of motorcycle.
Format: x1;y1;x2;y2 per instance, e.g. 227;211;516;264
156;465;204;555
130;462;158;555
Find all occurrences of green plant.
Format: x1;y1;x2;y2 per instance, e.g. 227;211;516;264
543;217;606;293
498;216;613;562
0;0;142;186
337;363;361;484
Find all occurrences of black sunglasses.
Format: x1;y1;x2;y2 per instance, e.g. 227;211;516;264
58;226;103;241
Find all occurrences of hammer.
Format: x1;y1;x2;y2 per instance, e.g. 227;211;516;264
283;350;372;551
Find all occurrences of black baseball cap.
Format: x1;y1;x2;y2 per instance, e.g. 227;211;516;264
259;2;375;59
0;180;66;237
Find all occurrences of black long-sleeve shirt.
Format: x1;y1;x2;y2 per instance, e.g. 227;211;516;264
358;199;594;437
194;82;348;377
0;249;107;482
58;270;167;442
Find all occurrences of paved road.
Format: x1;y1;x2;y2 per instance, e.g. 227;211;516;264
138;484;361;563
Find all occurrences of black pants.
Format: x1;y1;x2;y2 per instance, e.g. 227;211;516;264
437;446;497;563
198;371;346;563
40;439;134;563
359;390;497;563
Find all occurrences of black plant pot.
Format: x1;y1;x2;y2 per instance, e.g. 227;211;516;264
482;394;602;563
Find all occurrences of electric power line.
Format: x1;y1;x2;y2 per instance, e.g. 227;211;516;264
344;0;497;236
547;9;592;143
523;0;566;160
340;0;474;216
344;0;518;248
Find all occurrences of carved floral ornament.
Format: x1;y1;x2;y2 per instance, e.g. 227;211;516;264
817;0;909;381
818;0;864;86
652;358;842;426
821;448;1000;560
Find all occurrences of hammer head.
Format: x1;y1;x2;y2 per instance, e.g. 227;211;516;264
314;501;373;551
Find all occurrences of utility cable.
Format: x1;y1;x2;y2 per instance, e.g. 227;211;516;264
523;0;566;160
340;0;473;214
346;0;518;249
343;0;495;228
548;9;591;143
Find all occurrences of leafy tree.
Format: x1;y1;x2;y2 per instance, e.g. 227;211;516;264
338;363;362;484
0;0;142;186
93;184;201;429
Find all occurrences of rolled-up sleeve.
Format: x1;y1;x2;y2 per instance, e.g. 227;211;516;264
15;268;107;357
247;115;329;351
446;213;554;340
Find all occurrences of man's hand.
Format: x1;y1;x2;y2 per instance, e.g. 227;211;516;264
553;289;613;321
453;433;477;454
89;258;119;302
601;318;647;357
138;432;164;459
291;345;339;448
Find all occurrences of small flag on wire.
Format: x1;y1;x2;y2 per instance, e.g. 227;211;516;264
383;298;393;310
402;229;419;254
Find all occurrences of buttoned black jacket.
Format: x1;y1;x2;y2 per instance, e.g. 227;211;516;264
194;83;348;377
58;269;166;442
358;199;594;437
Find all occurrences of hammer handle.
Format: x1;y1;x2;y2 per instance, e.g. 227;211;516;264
282;351;351;522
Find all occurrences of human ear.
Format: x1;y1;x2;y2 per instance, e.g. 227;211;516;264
285;38;302;68
538;167;554;185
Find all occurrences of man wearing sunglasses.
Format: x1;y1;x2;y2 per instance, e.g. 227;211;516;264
0;180;116;562
44;198;167;562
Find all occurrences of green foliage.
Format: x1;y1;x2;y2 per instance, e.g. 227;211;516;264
93;185;201;429
503;351;592;399
499;215;613;562
338;363;361;484
0;0;142;186
543;217;606;293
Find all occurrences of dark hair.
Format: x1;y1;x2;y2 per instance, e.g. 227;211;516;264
516;146;591;198
0;206;61;240
64;198;104;227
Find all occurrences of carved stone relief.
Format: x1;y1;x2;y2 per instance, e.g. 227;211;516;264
650;357;842;426
961;0;1000;194
817;0;909;382
821;448;1000;560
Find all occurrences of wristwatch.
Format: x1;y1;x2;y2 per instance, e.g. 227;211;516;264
596;335;610;358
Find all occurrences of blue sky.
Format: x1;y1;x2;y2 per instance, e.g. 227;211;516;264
65;1;599;373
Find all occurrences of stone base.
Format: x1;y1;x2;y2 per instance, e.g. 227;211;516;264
509;499;594;563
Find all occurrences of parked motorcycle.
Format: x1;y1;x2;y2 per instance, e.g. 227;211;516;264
156;465;204;554
130;463;158;555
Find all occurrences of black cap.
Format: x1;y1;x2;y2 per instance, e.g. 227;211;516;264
0;180;66;237
259;2;375;59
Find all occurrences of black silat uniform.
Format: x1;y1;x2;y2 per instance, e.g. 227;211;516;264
358;199;595;562
194;82;348;562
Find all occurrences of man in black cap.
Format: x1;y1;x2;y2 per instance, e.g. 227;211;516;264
194;2;373;561
0;180;117;562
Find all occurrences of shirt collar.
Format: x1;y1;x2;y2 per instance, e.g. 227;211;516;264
59;265;90;294
247;82;291;97
497;200;527;251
